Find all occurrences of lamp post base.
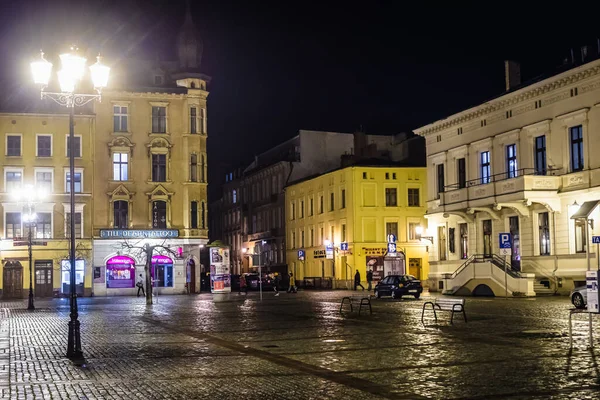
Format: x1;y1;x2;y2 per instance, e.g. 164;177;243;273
66;318;84;362
27;292;35;311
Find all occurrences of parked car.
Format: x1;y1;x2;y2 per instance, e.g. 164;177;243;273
374;275;423;299
245;273;273;290
571;286;587;309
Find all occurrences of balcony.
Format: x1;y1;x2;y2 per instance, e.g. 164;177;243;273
435;168;561;212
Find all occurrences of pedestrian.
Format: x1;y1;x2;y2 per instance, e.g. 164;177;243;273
367;269;373;291
354;269;365;291
136;274;145;297
239;274;248;295
287;272;297;293
273;273;280;296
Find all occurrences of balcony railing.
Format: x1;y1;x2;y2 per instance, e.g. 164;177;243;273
444;168;559;192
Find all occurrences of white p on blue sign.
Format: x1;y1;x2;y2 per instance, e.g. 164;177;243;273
499;233;512;256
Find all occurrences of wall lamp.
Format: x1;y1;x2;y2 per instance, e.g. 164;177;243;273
415;226;434;243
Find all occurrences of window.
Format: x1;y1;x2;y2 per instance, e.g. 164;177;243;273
152;154;167;182
506;144;518;178
386;222;398;238
191;201;198;229
482;220;492;257
437;164;445;195
152;106;167;133
310;228;314;246
190;107;198;134
575;219;587;254
392;173;396;180
201;202;206;229
480;151;491;184
319;195;324;214
330;192;334;211
539;212;550;256
570;125;584;172
152;201;167;229
66;136;81;158
457;158;466;188
34;213;52;239
320;227;324;244
37;135;52;157
201;155;206;182
190;154;198;182
341;224;346;242
113;200;128;229
331;225;335;244
36;171;53;193
66;212;82;238
65;172;82;193
309;198;314;216
362;172;367;179
5;212;21;238
113;105;128;132
301;230;305;247
449;227;455;253
385;188;397;206
385;172;390;180
113;153;128;181
200;108;206;134
5;171;22;192
292;231;296;249
300;200;304;218
341;189;346;208
534;135;547;175
291;202;295;220
6;135;21;156
408;188;420;207
233;190;237;204
408;223;418;240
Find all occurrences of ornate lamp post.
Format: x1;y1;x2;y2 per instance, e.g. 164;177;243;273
31;46;110;361
12;185;47;311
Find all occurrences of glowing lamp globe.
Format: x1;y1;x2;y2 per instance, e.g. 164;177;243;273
89;55;110;89
31;51;53;86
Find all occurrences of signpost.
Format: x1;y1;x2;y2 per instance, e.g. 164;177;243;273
499;233;512;298
593;236;600;270
325;243;334;260
387;242;397;255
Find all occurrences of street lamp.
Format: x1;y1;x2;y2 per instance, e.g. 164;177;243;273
31;46;110;361
415;226;434;243
13;185;47;311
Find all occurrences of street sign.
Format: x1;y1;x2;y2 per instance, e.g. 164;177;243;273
12;241;28;247
499;233;512;249
387;242;397;254
297;249;305;261
325;243;334;259
499;248;512;256
340;242;349;251
387;234;397;243
593;236;600;244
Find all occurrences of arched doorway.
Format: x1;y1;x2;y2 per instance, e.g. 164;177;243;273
3;261;23;299
151;255;173;287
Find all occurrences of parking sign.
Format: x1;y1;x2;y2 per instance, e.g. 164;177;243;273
297;249;305;261
499;233;512;256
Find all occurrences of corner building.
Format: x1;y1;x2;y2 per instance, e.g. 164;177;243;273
285;163;428;288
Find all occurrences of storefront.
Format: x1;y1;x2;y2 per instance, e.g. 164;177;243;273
105;256;136;289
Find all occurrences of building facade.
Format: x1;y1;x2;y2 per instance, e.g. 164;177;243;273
0;6;209;298
285;164;429;287
415;57;600;294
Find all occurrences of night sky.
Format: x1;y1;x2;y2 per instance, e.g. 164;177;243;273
2;1;600;201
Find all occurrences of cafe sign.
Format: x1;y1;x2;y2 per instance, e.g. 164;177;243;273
313;249;326;258
100;229;179;239
363;247;387;256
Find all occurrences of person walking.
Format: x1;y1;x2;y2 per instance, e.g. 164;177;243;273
273;273;281;296
239;274;248;295
367;269;373;291
136;274;145;297
287;272;297;293
354;269;365;291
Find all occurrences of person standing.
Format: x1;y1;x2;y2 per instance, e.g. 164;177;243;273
367;269;373;291
136;274;145;297
287;272;297;293
239;274;248;295
273;273;281;296
354;269;365;291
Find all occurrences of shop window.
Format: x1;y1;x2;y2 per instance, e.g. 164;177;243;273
105;256;135;288
61;259;85;295
152;255;173;287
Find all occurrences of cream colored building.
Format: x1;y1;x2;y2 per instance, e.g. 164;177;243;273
415;59;600;295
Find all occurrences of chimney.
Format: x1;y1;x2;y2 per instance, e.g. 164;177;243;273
504;60;521;91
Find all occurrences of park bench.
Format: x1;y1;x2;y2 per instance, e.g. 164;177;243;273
421;297;467;325
340;295;372;315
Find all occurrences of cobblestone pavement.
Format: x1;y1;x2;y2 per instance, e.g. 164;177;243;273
1;290;600;399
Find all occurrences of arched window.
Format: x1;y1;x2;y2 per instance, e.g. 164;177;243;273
113;200;128;229
190;82;196;89
190;154;198;182
152;200;167;229
200;154;206;182
201;202;206;229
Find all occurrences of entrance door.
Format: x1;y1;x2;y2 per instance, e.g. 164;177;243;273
509;216;521;271
3;261;23;299
35;261;53;297
408;258;422;279
187;260;196;293
483;220;492;257
437;226;447;261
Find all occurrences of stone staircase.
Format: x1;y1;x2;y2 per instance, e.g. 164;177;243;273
534;282;555;296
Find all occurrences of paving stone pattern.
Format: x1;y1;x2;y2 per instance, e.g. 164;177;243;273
0;292;600;399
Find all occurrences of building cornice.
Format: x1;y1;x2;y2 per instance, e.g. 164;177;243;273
415;59;600;137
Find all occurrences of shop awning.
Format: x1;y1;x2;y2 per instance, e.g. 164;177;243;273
571;200;600;219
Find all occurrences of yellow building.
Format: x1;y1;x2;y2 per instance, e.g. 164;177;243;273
285;164;428;288
0;112;95;298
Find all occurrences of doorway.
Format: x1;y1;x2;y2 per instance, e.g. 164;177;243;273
509;216;521;271
408;258;422;279
437;226;447;261
483;220;492;257
35;261;53;297
187;259;196;293
3;261;23;299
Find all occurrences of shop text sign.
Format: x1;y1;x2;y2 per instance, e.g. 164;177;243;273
100;229;179;239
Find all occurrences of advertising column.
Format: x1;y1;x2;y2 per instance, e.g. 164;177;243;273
210;246;231;293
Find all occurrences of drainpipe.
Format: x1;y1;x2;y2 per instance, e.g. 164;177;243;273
552;211;558;294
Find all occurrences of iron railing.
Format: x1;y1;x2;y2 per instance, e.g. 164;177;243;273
443;167;560;192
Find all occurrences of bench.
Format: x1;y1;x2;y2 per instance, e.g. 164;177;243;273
421;297;467;325
340;295;372;315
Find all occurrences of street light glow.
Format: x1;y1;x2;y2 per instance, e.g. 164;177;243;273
59;49;86;82
30;51;52;86
323;239;331;246
415;226;424;235
89;55;110;89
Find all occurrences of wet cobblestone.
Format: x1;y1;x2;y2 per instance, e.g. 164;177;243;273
0;291;599;398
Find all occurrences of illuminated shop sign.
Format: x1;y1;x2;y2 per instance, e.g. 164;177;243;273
99;229;179;239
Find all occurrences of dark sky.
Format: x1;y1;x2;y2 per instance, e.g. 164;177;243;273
2;1;600;201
